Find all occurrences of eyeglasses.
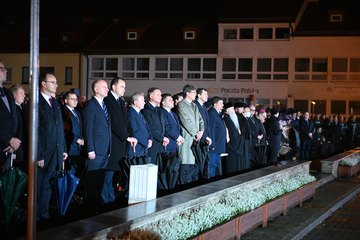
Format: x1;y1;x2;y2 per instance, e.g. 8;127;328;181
0;67;7;72
45;81;58;85
67;98;78;101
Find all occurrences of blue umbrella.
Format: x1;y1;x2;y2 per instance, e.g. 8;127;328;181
53;170;80;216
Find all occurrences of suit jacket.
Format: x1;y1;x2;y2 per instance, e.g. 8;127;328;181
299;119;315;140
62;106;83;156
82;97;111;170
104;93;130;170
128;107;151;156
0;87;19;165
142;102;165;161
265;116;282;149
177;99;204;164
208;107;226;154
195;100;211;143
38;93;66;172
161;107;182;152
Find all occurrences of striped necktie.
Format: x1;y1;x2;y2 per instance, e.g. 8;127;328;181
102;101;109;121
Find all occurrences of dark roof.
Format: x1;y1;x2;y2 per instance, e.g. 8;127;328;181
0;19;108;53
294;0;360;36
84;19;218;55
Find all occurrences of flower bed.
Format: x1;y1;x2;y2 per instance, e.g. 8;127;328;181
338;157;360;177
117;174;316;240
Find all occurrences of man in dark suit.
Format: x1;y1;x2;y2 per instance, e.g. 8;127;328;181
128;92;152;157
195;88;212;147
299;111;314;161
142;87;169;164
82;79;111;206
0;62;21;170
208;97;226;178
265;108;282;166
62;91;84;175
9;84;27;170
103;77;137;203
160;93;184;153
37;73;68;220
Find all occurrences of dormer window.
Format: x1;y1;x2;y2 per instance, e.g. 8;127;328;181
127;31;137;40
330;13;343;22
184;31;195;40
328;10;344;22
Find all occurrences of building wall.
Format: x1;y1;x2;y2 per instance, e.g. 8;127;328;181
0;53;81;95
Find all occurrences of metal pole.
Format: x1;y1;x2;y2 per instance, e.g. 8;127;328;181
27;0;40;239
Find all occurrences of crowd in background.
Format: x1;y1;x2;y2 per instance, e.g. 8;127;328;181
1;60;360;229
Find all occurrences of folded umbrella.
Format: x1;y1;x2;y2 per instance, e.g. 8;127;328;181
156;151;169;190
53;163;80;216
254;144;267;167
191;140;209;179
166;151;182;189
0;153;27;227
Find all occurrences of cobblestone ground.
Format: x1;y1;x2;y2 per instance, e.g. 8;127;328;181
303;191;360;240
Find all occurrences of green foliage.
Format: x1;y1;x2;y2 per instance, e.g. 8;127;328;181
339;157;360;167
139;174;316;240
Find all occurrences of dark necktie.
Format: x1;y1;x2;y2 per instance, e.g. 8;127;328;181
102;101;109;121
72;109;79;123
49;97;55;110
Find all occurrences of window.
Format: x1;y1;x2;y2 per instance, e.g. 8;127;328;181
155;58;183;79
222;58;252;80
350;58;360;81
272;99;287;110
294;100;309;113
122;57;149;79
257;58;288;80
312;58;328;80
239;28;253;40
275;28;290;39
332;58;347;81
295;58;328;81
91;57;118;78
65;67;73;85
222;58;236;80
273;58;288;79
256;99;270;110
311;100;326;114
187;57;216;80
4;68;11;84
258;28;272;39
238;58;252;79
349;101;360;115
184;31;195;39
331;100;346;115
330;14;343;22
127;32;137;40
223;29;237;40
257;58;271;79
22;67;29;84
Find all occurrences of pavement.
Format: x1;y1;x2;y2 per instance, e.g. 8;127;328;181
241;173;360;240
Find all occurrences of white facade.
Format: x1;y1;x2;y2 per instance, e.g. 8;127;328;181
82;22;360;118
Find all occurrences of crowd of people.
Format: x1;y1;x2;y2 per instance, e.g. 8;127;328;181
1;60;360;230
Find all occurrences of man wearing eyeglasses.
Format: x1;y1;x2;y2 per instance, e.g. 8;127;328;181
62;91;84;176
0;61;21;170
37;73;68;222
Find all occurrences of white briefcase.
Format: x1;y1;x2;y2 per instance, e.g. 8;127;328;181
128;163;158;204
